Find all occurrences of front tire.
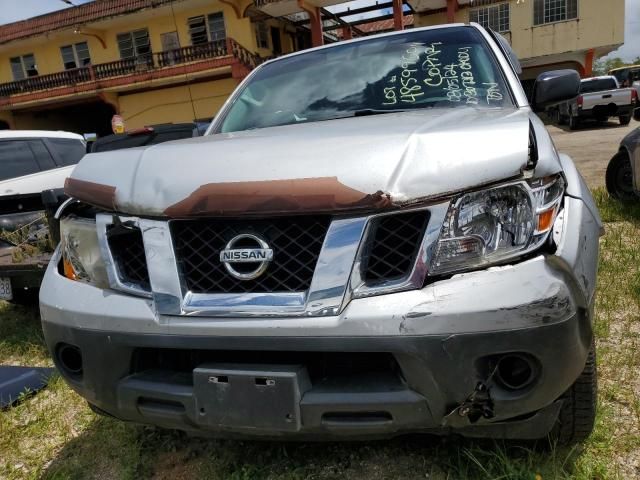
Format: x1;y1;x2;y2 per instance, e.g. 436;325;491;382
6;288;39;306
619;115;631;126
606;151;636;200
550;341;597;445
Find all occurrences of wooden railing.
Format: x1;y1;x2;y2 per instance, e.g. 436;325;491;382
157;39;227;68
0;39;238;98
0;68;92;97
93;54;154;79
228;38;265;70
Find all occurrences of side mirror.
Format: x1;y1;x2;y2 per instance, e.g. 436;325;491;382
532;69;581;112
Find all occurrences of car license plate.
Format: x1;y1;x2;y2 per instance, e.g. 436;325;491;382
0;277;12;301
193;364;309;432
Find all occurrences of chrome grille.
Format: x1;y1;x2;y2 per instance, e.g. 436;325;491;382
171;216;330;294
362;211;429;284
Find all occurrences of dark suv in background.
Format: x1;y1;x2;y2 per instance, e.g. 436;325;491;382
89;122;207;153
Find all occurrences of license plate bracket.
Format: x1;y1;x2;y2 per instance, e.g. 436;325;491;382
0;277;12;301
193;364;310;432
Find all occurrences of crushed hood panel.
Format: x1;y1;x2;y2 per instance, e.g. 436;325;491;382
68;108;533;216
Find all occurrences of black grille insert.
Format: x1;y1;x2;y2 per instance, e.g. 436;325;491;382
171;216;330;294
107;224;150;289
362;211;429;284
131;349;400;385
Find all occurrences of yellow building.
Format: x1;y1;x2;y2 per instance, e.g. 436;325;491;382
0;0;626;134
411;0;625;93
0;0;331;134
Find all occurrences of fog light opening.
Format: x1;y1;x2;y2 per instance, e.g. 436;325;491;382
57;343;83;377
495;354;535;391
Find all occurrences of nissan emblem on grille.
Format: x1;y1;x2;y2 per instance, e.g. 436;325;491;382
220;234;274;280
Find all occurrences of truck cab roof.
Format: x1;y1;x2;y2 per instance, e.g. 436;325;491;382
0;130;84;141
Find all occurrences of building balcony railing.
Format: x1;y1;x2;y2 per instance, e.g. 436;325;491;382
0;38;261;99
156;40;228;68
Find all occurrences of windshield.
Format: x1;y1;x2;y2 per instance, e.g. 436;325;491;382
580;78;618;93
218;27;513;133
610;67;640;85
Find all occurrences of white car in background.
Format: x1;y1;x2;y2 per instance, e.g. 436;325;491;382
0;130;85;303
0;131;84;197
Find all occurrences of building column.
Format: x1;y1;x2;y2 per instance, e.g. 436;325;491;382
0;110;14;129
98;92;120;115
298;0;323;47
393;0;404;31
584;49;595;77
446;0;457;23
342;26;353;39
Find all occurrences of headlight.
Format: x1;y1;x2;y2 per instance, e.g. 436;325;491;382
429;176;564;276
60;216;109;287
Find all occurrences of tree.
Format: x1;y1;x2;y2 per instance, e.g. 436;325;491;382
593;57;640;76
593;57;624;76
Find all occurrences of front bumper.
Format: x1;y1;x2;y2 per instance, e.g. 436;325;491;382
40;196;601;439
43;314;586;440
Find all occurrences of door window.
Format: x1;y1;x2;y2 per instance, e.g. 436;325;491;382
0;141;41;181
46;138;86;167
270;27;282;55
161;32;180;52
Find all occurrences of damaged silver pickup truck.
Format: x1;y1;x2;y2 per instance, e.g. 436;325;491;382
41;24;602;444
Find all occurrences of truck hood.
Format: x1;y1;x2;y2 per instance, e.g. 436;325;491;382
67;107;532;217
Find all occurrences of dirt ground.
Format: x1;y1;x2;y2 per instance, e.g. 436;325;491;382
547;119;638;189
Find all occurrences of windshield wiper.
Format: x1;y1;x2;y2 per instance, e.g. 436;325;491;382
352;108;408;117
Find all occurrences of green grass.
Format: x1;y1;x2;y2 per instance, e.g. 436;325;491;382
1;188;639;479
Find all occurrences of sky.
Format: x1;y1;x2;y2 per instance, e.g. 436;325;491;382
0;0;638;60
604;0;640;61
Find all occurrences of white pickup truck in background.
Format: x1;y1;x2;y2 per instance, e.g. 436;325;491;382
549;76;638;129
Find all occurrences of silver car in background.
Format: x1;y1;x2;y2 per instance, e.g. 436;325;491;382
41;24;601;444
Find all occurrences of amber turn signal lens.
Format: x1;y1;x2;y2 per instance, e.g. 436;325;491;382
537;208;555;233
63;258;77;281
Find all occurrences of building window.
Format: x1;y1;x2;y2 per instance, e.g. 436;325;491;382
470;3;510;32
533;0;578;25
117;29;152;59
256;22;269;49
188;12;226;45
0;140;42;181
60;42;91;69
208;13;226;42
9;54;38;80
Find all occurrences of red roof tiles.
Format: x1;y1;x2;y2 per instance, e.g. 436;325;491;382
0;0;183;45
351;14;414;35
